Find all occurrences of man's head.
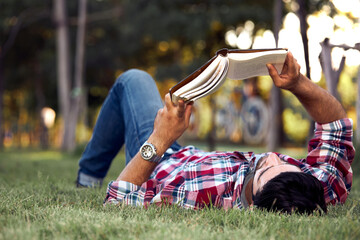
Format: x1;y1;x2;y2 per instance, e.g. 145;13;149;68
250;153;327;214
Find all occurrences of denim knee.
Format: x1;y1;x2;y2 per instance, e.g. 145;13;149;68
115;69;154;88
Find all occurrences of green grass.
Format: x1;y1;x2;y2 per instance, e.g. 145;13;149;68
0;148;359;240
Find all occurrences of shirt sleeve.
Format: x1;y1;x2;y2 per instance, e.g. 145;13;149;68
306;118;355;204
103;180;142;206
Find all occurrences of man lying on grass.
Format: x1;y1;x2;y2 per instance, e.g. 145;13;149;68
76;52;355;214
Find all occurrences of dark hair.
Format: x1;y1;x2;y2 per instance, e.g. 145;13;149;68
253;172;327;215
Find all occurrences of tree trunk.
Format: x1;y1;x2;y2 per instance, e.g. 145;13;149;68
320;38;345;101
54;0;71;150
62;0;87;151
34;62;49;149
0;57;4;149
297;0;316;141
297;0;310;79
356;65;360;145
267;0;283;152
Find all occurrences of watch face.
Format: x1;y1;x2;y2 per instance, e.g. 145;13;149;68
141;144;154;160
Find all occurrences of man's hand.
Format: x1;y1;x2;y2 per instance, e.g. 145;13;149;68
266;51;346;124
267;51;302;91
149;93;193;154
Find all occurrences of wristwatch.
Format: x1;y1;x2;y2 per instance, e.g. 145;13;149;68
139;142;162;163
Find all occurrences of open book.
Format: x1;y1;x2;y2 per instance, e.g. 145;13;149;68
169;48;288;103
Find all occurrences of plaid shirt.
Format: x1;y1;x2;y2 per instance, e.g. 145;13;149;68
105;118;355;209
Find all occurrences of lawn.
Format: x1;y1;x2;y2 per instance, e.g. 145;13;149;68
0;148;359;240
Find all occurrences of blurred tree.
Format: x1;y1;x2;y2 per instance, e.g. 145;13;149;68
267;0;283;152
53;0;71;151
357;64;360;145
297;0;311;79
0;1;50;148
320;40;360;145
62;0;277;150
68;0;87;151
320;38;345;100
4;0;351;150
53;0;88;151
0;49;3;149
297;0;314;144
268;0;341;150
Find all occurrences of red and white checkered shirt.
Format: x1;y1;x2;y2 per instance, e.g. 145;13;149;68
105;118;355;209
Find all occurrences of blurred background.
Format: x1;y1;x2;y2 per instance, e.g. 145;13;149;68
0;0;359;152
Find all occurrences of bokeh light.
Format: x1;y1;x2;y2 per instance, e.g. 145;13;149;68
332;0;360;17
41;107;56;128
225;2;360;82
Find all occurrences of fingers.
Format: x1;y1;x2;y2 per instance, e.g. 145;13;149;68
286;52;296;74
267;63;280;81
184;102;193;125
164;93;188;118
286;52;301;82
177;100;186;118
285;51;301;73
164;93;173;110
284;51;292;64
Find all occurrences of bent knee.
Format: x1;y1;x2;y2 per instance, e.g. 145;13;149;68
115;69;153;86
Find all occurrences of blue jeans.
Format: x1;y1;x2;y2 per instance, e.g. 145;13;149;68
77;69;182;187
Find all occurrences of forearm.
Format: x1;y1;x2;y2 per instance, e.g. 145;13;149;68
116;133;172;186
116;153;156;185
290;74;346;124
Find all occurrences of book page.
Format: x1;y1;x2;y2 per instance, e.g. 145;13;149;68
191;59;228;102
173;56;222;98
182;56;228;100
226;50;287;80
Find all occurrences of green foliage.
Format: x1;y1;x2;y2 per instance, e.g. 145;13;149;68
1;0;275;104
338;66;358;109
0;150;359;239
0;0;277;148
281;90;312;143
283;108;310;142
